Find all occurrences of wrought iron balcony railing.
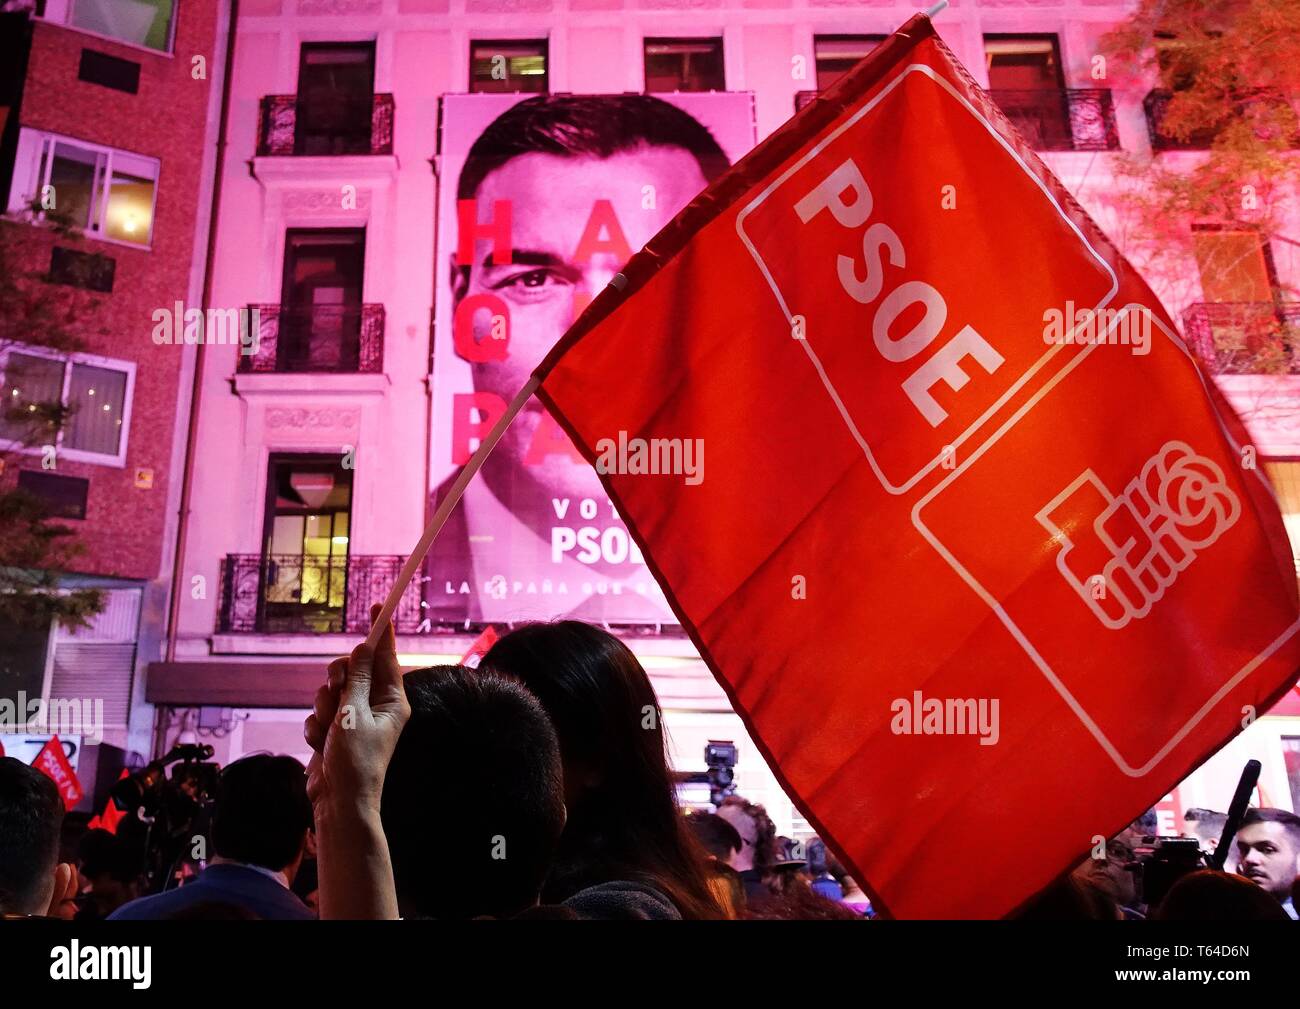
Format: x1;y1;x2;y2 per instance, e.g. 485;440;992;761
257;93;395;156
989;89;1120;151
238;304;385;374
1182;301;1300;374
1145;88;1300;151
218;553;425;634
795;88;1119;151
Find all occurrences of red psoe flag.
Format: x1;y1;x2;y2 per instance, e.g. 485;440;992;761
32;736;83;811
534;16;1300;917
461;626;500;669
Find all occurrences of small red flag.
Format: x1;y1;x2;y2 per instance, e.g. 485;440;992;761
87;770;130;833
461;626;500;669
533;16;1300;917
32;736;83;811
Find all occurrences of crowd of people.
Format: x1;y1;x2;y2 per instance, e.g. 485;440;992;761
3;615;1300;921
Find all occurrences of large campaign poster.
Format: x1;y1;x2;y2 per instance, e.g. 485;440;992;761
427;92;755;624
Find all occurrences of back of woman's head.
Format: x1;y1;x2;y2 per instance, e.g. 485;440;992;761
482;621;723;918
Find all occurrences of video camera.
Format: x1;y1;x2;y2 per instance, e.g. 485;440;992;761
1128;759;1261;909
704;741;738;807
110;743;220;893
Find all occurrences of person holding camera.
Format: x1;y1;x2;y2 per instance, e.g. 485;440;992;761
110;755;314;921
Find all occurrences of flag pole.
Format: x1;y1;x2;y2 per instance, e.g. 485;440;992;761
922;0;947;15
363;374;541;651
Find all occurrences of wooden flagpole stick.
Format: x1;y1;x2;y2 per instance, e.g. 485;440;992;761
364;374;542;651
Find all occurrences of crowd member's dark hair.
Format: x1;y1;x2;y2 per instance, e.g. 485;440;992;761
381;665;566;919
211;754;312;871
1152;869;1291;921
1183;807;1227;840
0;756;63;914
1240;807;1300;848
457;93;730;203
1009;876;1119;920
482;621;725;919
744;881;863;921
685;811;742;861
719;794;779;872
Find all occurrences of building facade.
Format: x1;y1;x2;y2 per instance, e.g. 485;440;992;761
146;0;1300;828
0;0;226;798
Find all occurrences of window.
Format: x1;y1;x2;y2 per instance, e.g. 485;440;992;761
49;246;116;292
0;612;53;720
78;48;142;94
984;35;1065;91
261;455;354;634
1155;32;1203;95
1265;461;1300;581
7;129;159;247
644;38;725;93
470;39;548;94
295;43;376;156
38;0;176;54
0;346;135;466
985;35;1073;150
1283;737;1300;815
279;228;367;372
17;470;90;520
814;35;885;91
1193;228;1277;304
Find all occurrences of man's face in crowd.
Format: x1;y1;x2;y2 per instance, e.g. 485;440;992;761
454;145;709;505
1074;836;1137;908
1236;822;1300;900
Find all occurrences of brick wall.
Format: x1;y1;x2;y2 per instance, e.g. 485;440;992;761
3;5;220;582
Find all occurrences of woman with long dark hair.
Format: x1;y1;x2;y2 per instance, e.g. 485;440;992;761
482;621;725;919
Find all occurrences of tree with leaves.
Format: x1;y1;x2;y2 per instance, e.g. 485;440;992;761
1101;0;1300;372
0;205;106;631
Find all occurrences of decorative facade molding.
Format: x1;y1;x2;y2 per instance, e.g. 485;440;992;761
635;0;722;9
280;188;372;214
466;0;554;11
265;406;362;431
297;0;383;15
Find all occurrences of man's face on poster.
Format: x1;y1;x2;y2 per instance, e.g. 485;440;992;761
453;145;709;504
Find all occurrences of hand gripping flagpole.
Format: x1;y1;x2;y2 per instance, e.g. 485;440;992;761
363;374;541;651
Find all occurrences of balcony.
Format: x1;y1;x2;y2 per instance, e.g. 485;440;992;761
239;304;385;374
795;88;1119;150
1145;89;1300;151
1182;302;1300;374
988;89;1119;151
218;554;425;635
257;94;395;157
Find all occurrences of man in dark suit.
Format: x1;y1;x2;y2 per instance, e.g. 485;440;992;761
111;754;314;921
